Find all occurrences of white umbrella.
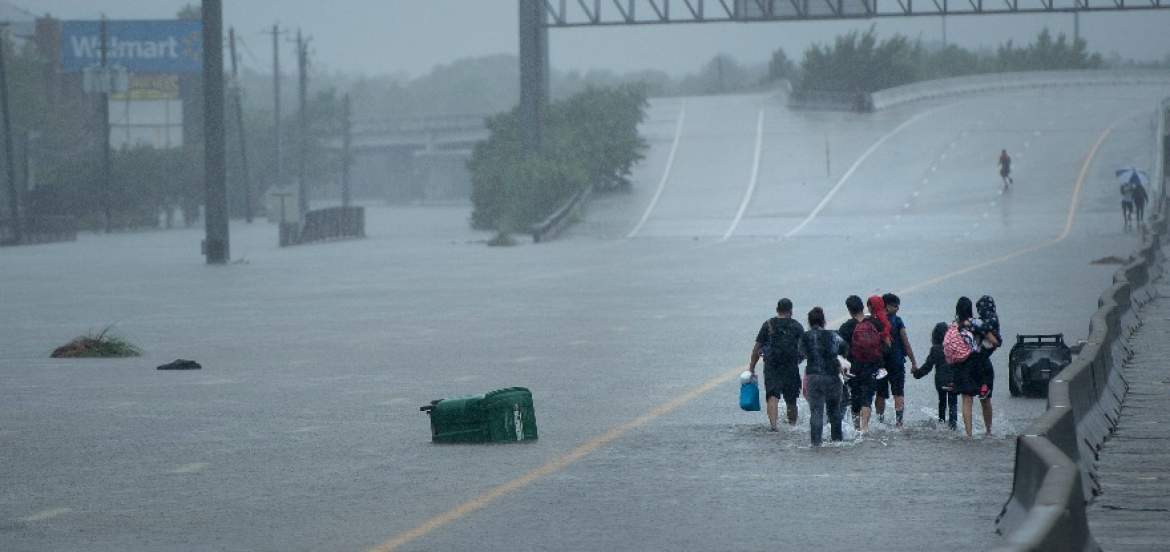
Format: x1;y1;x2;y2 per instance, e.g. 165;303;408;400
1115;167;1149;186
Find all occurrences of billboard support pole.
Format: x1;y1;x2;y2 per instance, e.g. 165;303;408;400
0;26;21;245
202;0;229;263
100;16;113;234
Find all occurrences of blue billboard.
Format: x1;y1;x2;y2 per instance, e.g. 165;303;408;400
61;20;203;74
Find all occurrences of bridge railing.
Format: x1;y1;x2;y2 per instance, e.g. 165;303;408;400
530;186;592;243
993;99;1170;552
870;69;1170;111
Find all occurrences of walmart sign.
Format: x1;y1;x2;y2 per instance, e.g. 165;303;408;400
61;20;202;73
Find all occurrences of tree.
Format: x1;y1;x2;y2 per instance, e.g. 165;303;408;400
767;48;798;83
469;85;647;233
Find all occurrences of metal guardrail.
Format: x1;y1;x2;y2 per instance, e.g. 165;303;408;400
870;69;1170;112
0;215;79;246
787;89;872;112
529;186;592;243
993;100;1170;552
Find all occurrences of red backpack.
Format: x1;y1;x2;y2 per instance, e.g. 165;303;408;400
943;323;973;365
850;318;882;364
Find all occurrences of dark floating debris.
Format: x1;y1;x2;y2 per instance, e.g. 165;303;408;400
157;359;202;371
1090;255;1127;265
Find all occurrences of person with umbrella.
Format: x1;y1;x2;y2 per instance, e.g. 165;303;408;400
1116;167;1150;228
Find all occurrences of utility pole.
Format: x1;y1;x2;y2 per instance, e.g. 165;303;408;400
229;27;253;222
296;29;309;218
202;0;229;263
100;16;112;233
0;26;21;244
341;93;351;208
265;23;283;195
1073;12;1080;44
941;16;948;48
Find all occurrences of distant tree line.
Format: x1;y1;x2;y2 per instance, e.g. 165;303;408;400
776;28;1105;97
469;85;647;234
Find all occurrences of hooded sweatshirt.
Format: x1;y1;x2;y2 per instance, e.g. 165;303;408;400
867;295;892;344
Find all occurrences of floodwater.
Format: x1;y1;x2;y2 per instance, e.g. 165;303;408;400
1;84;1165;551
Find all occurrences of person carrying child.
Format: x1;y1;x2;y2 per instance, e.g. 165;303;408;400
913;322;957;430
970;295;1002;435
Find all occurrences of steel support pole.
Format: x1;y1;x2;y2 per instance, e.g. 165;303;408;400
296;29;308;218
518;0;549;153
341;93;351;209
202;0;229;263
269;24;282;194
0;30;20;244
229;28;253;223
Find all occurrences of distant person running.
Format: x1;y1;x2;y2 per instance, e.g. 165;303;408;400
878;293;918;428
839;295;882;435
798;306;847;446
998;150;1013;191
913;322;957;430
749;298;805;431
1133;181;1149;222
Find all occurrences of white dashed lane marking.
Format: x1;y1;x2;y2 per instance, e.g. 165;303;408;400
18;508;72;523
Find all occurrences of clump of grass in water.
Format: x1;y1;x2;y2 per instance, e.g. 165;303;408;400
51;325;142;358
487;232;516;247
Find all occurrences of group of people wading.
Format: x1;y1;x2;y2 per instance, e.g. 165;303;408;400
749;294;1001;446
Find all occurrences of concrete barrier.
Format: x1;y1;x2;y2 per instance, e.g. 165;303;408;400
281;206;365;247
0;215;78;246
870;70;1170;112
993;99;1170;551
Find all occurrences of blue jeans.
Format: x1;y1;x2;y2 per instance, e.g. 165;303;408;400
807;374;844;446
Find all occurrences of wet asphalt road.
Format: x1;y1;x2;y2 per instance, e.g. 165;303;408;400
1;84;1167;551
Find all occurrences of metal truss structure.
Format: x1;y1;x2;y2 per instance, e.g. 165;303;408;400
540;0;1170;26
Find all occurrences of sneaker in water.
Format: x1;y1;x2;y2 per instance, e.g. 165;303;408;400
877;414;885;424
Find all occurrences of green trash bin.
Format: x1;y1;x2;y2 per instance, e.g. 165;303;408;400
420;387;538;444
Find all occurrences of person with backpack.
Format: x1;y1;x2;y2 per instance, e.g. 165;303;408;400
749;298;805;431
947;296;993;438
798;306;848;446
838;295;882;435
912;322;957;430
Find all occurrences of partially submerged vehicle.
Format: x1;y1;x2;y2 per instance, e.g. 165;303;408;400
1008;334;1073;397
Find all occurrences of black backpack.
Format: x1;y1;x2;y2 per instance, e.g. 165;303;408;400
766;318;802;363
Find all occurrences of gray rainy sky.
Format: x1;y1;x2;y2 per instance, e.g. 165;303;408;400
26;1;1170;78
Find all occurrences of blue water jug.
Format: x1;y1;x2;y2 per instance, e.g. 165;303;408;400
740;377;761;411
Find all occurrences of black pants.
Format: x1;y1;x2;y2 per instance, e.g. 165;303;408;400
807;374;844;446
937;388;958;429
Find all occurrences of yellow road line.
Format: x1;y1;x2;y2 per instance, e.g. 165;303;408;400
370;118;1120;552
